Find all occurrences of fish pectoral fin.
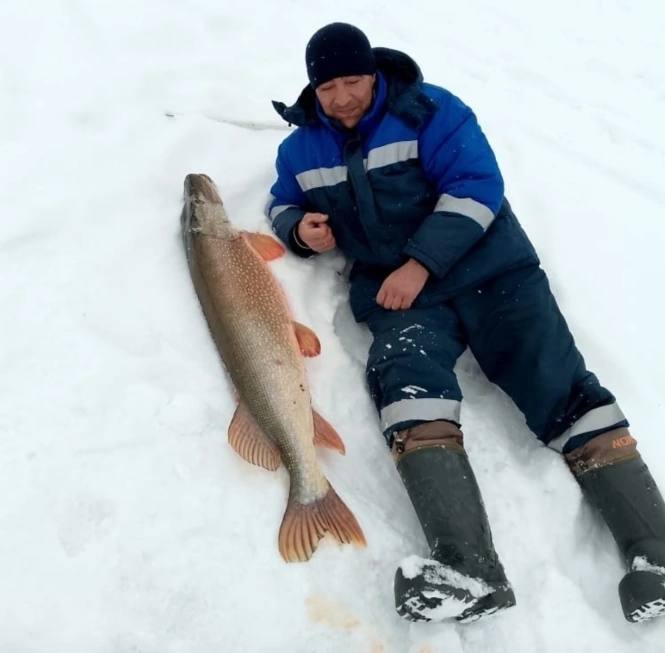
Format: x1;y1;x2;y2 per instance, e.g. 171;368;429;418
228;402;282;471
278;485;367;562
312;409;345;455
242;232;285;261
293;322;321;357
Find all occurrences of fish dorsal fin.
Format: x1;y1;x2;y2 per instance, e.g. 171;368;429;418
312;409;345;455
293;321;321;357
243;232;285;261
228;402;282;471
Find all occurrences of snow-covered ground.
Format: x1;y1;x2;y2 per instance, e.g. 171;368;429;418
1;1;664;651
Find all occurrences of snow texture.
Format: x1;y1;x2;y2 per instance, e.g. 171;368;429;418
632;557;665;577
404;593;472;623
1;1;665;652
401;386;428;396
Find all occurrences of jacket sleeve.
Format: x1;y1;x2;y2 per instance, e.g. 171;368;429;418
266;142;315;258
403;93;504;279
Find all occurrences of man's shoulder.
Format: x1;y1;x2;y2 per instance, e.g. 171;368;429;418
420;82;462;109
277;124;338;174
416;83;476;130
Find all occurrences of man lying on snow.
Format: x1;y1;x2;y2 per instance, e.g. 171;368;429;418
265;22;665;624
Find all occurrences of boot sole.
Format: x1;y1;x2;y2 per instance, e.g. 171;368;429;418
396;583;478;622
619;570;665;623
394;559;510;623
395;563;480;622
456;584;517;623
627;598;665;623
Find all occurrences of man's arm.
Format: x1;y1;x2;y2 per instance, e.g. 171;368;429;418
403;92;504;279
266;143;314;257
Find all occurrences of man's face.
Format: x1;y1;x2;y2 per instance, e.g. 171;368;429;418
315;74;376;129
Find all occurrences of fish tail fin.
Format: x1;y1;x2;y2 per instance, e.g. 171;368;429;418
278;484;366;562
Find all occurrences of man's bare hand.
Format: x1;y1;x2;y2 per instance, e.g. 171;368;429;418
297;213;336;252
376;259;430;311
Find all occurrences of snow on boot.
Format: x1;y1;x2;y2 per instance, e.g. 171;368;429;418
392;421;515;623
567;429;665;623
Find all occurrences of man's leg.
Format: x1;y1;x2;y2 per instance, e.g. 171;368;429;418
565;431;665;622
454;264;665;622
365;306;514;623
391;420;516;623
452;265;626;453
365;305;465;441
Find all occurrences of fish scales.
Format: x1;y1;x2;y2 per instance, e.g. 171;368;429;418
194;233;325;496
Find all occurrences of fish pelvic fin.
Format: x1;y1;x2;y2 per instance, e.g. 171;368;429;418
312;409;346;455
278;485;367;562
293;321;321;357
242;232;285;261
228;402;282;471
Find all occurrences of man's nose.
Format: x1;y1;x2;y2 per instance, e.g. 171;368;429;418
333;86;352;106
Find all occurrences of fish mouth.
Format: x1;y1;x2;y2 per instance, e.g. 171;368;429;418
182;173;221;234
181;174;207;234
180;202;197;234
184;173;220;204
181;173;232;243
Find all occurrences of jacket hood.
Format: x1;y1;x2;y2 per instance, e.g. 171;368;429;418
272;48;425;128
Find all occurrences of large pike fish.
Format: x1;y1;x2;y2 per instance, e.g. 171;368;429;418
181;173;365;562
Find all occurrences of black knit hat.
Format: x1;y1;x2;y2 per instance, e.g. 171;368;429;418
305;23;375;89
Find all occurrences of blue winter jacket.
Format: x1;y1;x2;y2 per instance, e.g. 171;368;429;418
267;48;538;321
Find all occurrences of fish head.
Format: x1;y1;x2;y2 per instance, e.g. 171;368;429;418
183;173;236;239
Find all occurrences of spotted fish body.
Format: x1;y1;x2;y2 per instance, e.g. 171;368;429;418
181;174;365;561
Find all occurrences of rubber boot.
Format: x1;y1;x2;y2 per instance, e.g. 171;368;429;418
393;421;515;623
566;429;665;623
